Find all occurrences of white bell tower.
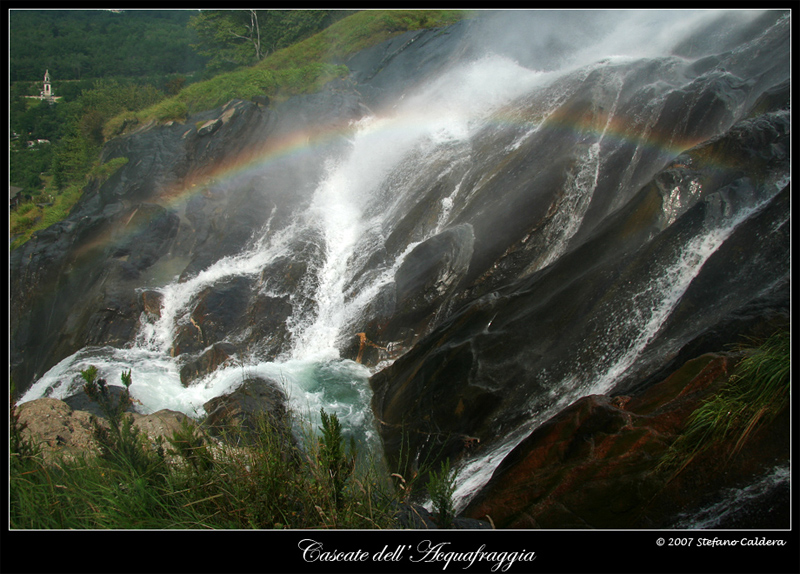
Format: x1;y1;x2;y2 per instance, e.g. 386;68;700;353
42;70;52;100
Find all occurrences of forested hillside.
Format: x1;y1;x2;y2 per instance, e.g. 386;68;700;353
8;9;366;248
10;10;205;82
10;9;360;82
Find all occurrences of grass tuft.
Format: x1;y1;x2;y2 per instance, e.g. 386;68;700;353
108;10;472;133
10;366;405;529
658;329;790;475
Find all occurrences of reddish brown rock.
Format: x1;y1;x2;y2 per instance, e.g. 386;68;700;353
462;353;784;528
139;289;164;319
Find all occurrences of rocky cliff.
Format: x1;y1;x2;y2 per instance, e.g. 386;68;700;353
463;352;789;528
10;10;790;528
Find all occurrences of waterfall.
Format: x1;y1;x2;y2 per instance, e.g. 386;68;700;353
450;190;782;512
670;464;790;528
15;10;788;523
18;54;549;441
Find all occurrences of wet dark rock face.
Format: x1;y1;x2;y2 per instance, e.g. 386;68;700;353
9;11;790;529
363;13;789;521
462;353;789;528
179;342;237;387
202;377;290;439
364;223;476;350
369;113;789;482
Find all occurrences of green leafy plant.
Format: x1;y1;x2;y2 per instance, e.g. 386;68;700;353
81;366;165;478
168;417;214;473
426;458;457;528
659;329;790;475
318;408;357;512
81;366;131;427
87;156;129;184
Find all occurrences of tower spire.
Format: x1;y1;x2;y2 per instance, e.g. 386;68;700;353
43;69;52;100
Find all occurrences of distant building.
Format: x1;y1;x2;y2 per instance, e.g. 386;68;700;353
25;70;61;103
42;69;52;99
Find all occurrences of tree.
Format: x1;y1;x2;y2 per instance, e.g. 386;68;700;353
190;10;265;73
75;80;165;146
50;123;96;189
10;10;205;82
13;99;60;141
10;139;52;194
189;10;355;74
79;109;105;146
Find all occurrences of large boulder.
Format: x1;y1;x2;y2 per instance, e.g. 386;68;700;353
188;277;254;350
202;377;291;441
171;275;295;362
64;385;138;418
15;397;190;463
139;289;164;320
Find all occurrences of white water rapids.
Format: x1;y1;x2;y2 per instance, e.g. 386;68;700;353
19;55;547;449
17;10;785;512
450;191;784;512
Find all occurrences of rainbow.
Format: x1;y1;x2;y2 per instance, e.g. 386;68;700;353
79;92;730;263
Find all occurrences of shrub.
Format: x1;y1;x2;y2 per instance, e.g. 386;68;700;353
15;202;36;216
426;458;457;528
10;366;404;529
103;110;139;139
81;367;166;479
318;408;357;512
88;156;129;184
168;417;213;473
151;99;189;123
10;181;86;250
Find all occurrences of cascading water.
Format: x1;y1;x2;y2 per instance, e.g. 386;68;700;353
18;54;549;447
450;185;786;513
15;10;789;524
670;464;790;528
